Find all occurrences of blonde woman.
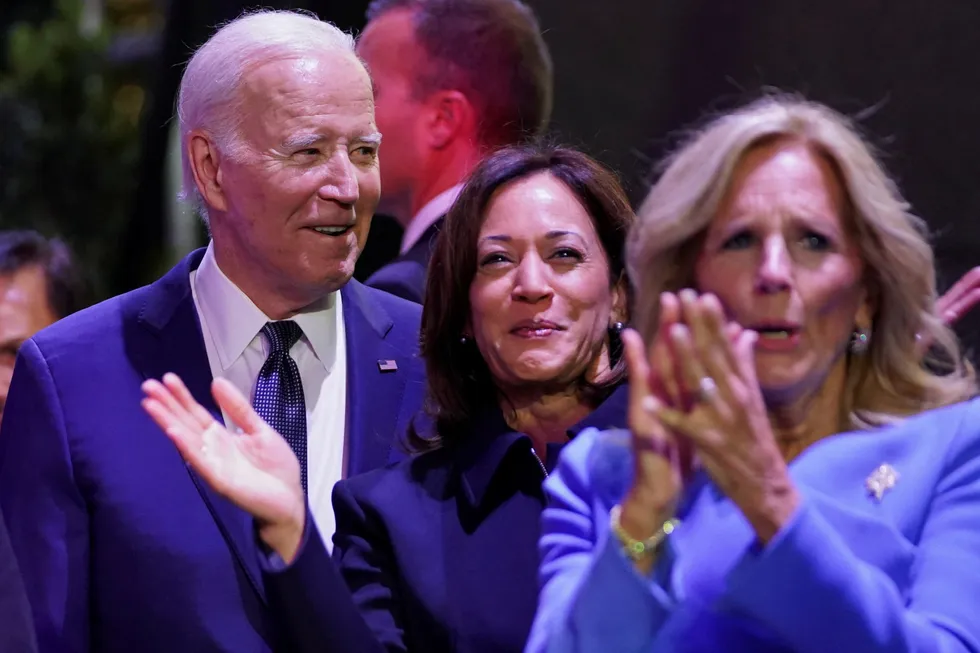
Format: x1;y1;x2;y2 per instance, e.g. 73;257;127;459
526;96;980;653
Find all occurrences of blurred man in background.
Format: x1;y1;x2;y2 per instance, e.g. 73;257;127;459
361;0;553;302
0;230;87;425
0;230;85;653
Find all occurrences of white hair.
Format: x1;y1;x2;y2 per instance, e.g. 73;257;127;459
176;9;358;225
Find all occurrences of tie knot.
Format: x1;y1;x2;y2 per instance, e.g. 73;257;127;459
262;321;303;354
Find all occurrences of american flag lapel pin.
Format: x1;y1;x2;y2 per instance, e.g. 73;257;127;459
377;359;398;373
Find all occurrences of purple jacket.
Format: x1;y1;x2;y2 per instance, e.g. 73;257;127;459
0;249;426;652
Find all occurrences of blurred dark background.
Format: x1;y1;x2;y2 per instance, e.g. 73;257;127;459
1;0;978;352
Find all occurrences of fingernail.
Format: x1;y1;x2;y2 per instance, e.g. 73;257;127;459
679;289;697;303
642;396;658;413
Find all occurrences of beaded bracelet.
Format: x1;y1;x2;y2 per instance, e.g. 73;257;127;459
609;504;679;562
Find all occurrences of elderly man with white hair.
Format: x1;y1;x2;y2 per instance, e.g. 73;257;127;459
0;10;425;652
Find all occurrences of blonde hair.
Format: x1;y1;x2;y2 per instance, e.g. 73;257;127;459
628;94;975;429
177;9;358;225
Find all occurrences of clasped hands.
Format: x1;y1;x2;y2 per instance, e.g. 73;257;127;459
622;290;799;545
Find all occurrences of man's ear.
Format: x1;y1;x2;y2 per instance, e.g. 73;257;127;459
422;90;476;150
188;130;229;213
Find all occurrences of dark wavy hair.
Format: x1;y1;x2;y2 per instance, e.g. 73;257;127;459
0;230;89;319
410;143;635;451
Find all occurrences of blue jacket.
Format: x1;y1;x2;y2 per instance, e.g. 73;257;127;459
263;385;629;653
0;248;426;652
526;398;980;653
366;219;442;304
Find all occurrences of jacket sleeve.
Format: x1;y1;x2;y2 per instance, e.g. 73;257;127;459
260;476;411;653
259;499;386;653
330;479;412;652
0;338;89;652
723;402;980;653
525;429;676;653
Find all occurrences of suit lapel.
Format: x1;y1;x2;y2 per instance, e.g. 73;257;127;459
341;280;412;475
130;249;266;606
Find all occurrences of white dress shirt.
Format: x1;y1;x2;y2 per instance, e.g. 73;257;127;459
190;243;347;550
399;183;465;255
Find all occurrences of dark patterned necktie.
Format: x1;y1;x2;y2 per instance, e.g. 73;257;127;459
253;321;307;494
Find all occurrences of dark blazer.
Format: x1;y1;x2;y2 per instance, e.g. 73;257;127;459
0;510;37;653
263;384;629;653
0;248;426;653
366;219;443;304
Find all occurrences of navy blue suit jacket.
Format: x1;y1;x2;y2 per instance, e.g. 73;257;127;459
0;249;426;652
0;509;36;653
366;219;442;304
263;385;628;653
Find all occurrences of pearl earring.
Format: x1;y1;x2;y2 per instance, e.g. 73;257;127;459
849;327;870;354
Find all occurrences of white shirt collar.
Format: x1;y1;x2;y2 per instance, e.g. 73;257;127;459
400;183;465;254
194;242;339;372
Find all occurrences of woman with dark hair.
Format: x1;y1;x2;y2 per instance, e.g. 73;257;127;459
140;143;636;652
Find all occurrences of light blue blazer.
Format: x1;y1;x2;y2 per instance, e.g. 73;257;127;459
525;398;980;653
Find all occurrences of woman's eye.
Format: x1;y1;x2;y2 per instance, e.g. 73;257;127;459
721;231;754;250
800;232;830;251
479;253;508;266
552;248;582;261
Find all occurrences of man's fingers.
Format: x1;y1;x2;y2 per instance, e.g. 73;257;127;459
212;378;267;434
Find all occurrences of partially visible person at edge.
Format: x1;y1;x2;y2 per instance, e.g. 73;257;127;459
0;230;88;653
0;11;426;652
0;230;88;426
141;144;634;652
361;0;553;303
524;95;980;653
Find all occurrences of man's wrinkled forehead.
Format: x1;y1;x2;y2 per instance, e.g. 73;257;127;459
238;49;371;104
236;51;376;134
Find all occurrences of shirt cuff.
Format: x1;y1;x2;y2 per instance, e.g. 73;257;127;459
256;505;313;574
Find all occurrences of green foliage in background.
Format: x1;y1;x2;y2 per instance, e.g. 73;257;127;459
0;0;146;298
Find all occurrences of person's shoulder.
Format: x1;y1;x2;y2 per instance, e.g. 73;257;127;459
347;277;422;321
547;427;634;507
853;398;980;486
881;397;980;449
364;260;426;305
338;447;454;508
916;397;980;466
30;252;202;359
30;283;151;356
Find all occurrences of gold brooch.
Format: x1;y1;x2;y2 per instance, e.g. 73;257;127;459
866;463;899;502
